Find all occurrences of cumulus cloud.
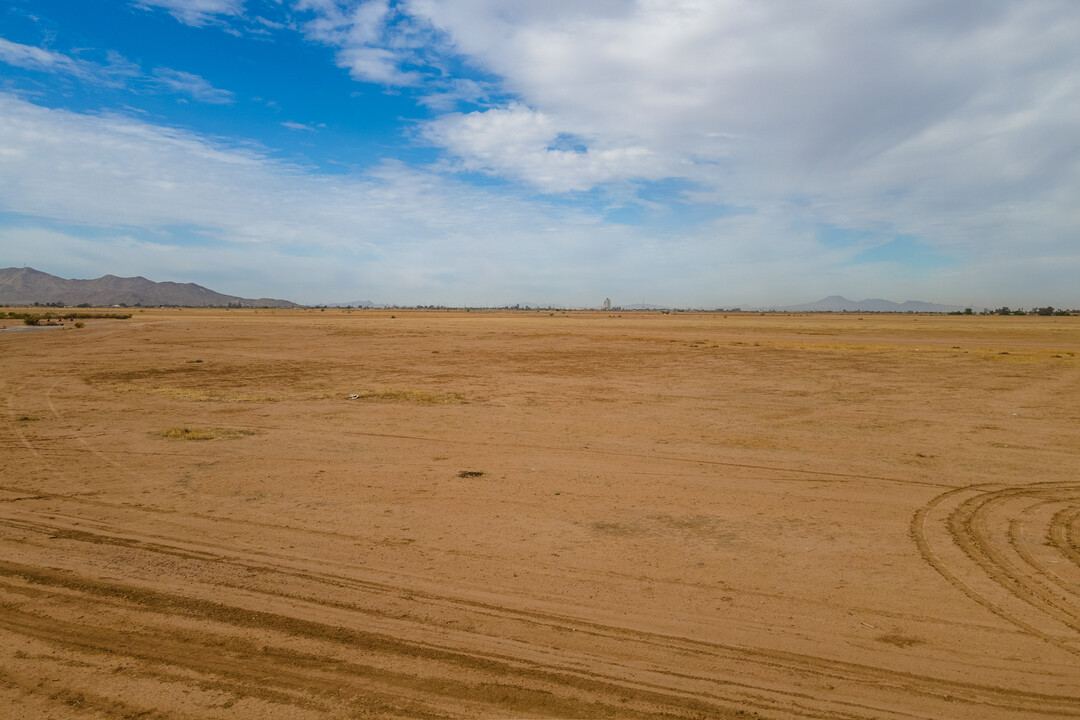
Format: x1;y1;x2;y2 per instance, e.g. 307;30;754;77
375;1;1080;268
0;93;632;304
6;92;1066;307
295;0;428;85
417;77;492;111
0;94;832;304
4;1;1079;307
422;104;665;192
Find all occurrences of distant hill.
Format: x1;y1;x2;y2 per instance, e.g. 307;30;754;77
0;267;298;308
772;295;964;313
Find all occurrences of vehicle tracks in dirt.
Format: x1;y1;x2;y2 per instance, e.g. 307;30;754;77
912;482;1080;657
2;500;1079;719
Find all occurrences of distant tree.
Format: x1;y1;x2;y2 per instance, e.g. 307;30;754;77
963;308;973;315
1036;306;1054;316
996;306;1011;315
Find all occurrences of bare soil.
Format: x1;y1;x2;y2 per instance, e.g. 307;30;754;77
2;309;1079;719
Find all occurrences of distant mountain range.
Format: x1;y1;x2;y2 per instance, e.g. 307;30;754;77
0;267;298;308
0;269;969;312
771;296;965;312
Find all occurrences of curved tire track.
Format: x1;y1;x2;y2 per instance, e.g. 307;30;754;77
912;482;1080;657
2;504;1080;719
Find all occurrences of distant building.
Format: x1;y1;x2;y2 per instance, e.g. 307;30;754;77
602;297;612;311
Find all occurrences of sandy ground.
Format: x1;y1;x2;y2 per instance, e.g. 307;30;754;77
1;308;1078;719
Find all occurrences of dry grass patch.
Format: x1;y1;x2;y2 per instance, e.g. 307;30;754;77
348;388;466;405
876;633;925;648
86;361;325;401
157;427;257;441
975;349;1078;363
116;384;279;403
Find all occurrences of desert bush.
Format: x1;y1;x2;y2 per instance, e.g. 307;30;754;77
3;311;130;322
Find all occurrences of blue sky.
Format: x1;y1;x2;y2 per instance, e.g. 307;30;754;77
1;1;1077;307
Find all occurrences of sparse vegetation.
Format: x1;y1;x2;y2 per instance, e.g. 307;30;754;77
4;311;132;321
157;427;257;441
124;385;279;402
876;633;925;648
3;311;132;326
348;389;466;405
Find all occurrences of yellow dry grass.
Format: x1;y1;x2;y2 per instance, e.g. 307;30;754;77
114;383;279;403
347;388;467;404
157;427;257;440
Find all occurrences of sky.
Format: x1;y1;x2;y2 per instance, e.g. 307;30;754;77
0;1;1077;308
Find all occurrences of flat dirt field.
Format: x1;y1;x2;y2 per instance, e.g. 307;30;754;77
2;309;1079;719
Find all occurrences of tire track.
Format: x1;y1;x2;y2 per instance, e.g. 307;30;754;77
2;510;1078;719
344;430;953;489
1;379;45;460
6;324;1080;718
0;559;782;720
0;516;850;720
912;482;1080;656
1009;502;1080;609
957;490;1080;631
1048;506;1080;565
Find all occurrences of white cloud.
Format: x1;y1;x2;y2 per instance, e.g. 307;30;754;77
334;45;419;85
0;93;636;304
6;92;1072;307
0;37;138;86
296;0;427;85
0;37;85;75
0;37;234;104
281;121;321;131
134;0;244;27
4;0;1079;307
417;77;491;111
392;1;1080;269
422;104;665;193
152;68;235;104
